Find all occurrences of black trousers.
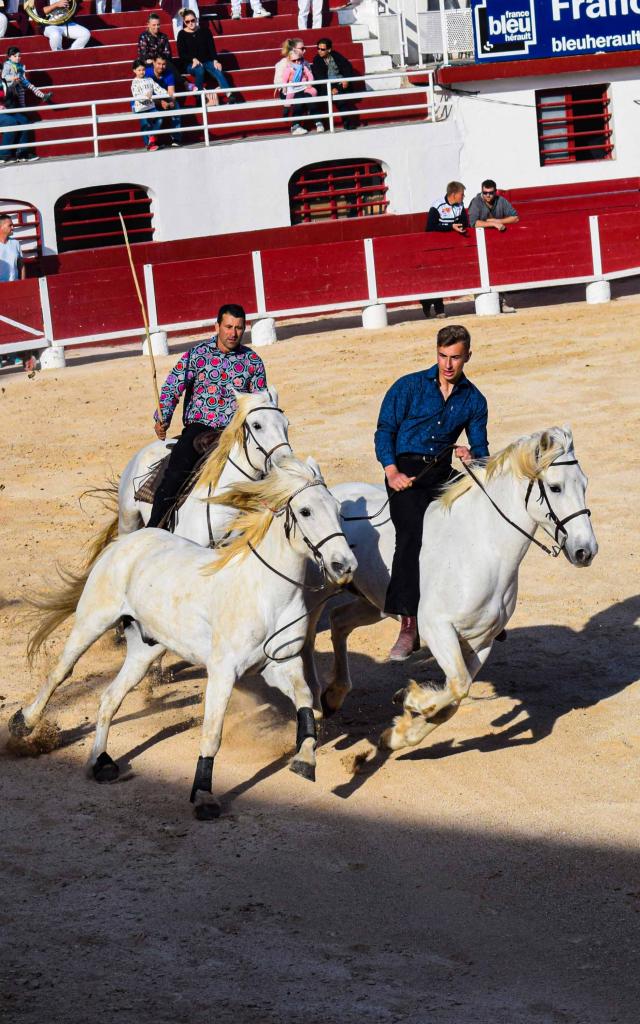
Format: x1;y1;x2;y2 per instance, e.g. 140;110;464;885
421;297;444;317
147;422;213;529
384;454;452;617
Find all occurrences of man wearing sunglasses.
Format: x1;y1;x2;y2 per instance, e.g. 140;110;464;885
468;179;520;313
311;38;358;130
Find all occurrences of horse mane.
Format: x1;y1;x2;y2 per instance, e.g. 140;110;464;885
195;392;277;494
203;456;321;574
439;426;574;510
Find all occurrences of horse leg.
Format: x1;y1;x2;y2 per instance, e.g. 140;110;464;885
301;601;324;713
263;657;317;781
9;604;120;739
88;624;165;782
380;625;492;751
190;659;237;820
323;596;384;716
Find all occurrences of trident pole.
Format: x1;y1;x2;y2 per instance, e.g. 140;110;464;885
119;212;162;422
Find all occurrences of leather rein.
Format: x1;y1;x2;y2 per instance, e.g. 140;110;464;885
462;456;591;557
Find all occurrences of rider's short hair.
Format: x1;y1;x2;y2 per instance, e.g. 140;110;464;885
481;178;497;190
217;303;246;324
437;324;470;350
446;180;465;197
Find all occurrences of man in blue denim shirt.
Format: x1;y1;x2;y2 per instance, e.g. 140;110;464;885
374;324;489;660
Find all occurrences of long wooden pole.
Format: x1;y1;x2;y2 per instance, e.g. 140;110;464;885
119;212;162;422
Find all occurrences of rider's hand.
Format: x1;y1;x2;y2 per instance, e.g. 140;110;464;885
154;420;167;440
385;466;415;492
455;446;472;464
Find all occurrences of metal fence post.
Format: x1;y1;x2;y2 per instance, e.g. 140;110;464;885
201;90;210;147
328;87;335;133
438;0;450;67
90;103;99;157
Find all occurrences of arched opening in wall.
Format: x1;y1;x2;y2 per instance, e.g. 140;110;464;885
289;159;388;225
0;198;42;272
54;184;154;253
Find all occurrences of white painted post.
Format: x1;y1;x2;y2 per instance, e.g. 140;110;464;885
143;264;158;330
143;331;169;355
249;249;276;342
362;236;387;326
252;250;267;314
427;70;435;123
438;0;450;67
40;346;66;370
473;226;500;315
586;215;611;304
201;90;210;147
328;87;335;133
91;103;99;157
36;276;65;369
250;318;277;346
38;276;54;343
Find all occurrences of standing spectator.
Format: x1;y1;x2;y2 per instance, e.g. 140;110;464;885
468;178;520;313
0;0;22;38
2;47;53;106
281;40;321;135
131;59;167;151
0;77;33;162
421;181;468;319
96;0;121;12
0;213;25;281
298;0;321;31
177;12;240;103
311;37;358;130
145;56;182;147
30;0;91;50
138;13;173;66
230;0;270;18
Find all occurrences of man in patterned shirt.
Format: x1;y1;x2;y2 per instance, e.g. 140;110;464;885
147;303;268;529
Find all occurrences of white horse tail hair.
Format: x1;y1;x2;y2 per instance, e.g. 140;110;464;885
26;479;120;665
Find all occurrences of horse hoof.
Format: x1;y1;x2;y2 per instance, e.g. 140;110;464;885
320;692;338;718
290;759;316;782
193;797;221;821
92;751;119;783
8;709;32;738
379;727;397;751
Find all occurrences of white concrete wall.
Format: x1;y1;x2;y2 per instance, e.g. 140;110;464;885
445;65;639;193
2;120;461;255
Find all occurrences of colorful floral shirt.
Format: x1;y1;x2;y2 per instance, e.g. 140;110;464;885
155;338;268;428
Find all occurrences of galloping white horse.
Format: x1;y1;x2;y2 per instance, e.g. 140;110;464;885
10;457;357;817
118;386;291;546
330;426;596;749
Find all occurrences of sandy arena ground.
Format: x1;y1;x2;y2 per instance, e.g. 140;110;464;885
1;295;639;1024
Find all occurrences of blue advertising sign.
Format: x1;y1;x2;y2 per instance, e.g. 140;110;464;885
472;0;640;61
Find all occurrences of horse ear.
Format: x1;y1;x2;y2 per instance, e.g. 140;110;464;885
538;431;552;453
561;424;573;447
305;455;322;479
267;384;279;406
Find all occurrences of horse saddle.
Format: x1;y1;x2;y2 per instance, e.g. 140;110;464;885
133;430;222;507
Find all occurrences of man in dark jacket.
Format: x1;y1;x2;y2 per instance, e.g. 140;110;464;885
311;38;359;130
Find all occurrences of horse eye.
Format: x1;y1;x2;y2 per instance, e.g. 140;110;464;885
300;507;311;518
253;422;262;430
549;485;562;493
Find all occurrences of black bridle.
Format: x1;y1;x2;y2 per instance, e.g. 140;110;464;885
463;455;591;557
241;406;292;474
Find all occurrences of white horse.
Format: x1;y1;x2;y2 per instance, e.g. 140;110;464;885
370;426;597;749
10;457;357;818
118;386;291;546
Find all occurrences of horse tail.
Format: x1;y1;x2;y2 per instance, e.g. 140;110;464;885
26;479;120;665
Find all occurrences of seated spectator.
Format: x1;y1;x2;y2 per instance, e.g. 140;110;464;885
0;77;35;162
280;40;321;136
131;58;167;151
0;0;22;39
3;47;53;106
0;212;25;281
30;0;91;50
311;37;358;130
138;13;173;66
0;3;7;40
274;38;300;96
421;181;468;319
161;0;199;40
468;178;519;313
145;55;182;147
230;0;270;19
177;11;241;104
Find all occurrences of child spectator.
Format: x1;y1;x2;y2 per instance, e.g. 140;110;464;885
131;58;167;151
280;41;321;136
2;47;52;107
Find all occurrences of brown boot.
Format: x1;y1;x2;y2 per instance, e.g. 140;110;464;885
388;616;417;661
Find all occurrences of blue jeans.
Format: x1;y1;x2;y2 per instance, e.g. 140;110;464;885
0;111;32;160
138;114;163;147
185;60;230;91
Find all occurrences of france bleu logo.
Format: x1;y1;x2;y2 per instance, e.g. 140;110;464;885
473;0;538;59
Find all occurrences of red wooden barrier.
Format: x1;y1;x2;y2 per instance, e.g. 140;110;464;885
0;279;44;346
598;210;640;276
47;265;144;339
483;216;593;286
260;240;368;310
153;252;257;325
373;231;481;297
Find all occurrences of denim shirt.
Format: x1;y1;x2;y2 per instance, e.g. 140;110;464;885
374;364;489;468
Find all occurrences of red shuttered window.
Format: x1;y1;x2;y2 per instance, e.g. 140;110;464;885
289;159;388;224
536;85;613;167
54;184;153;253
